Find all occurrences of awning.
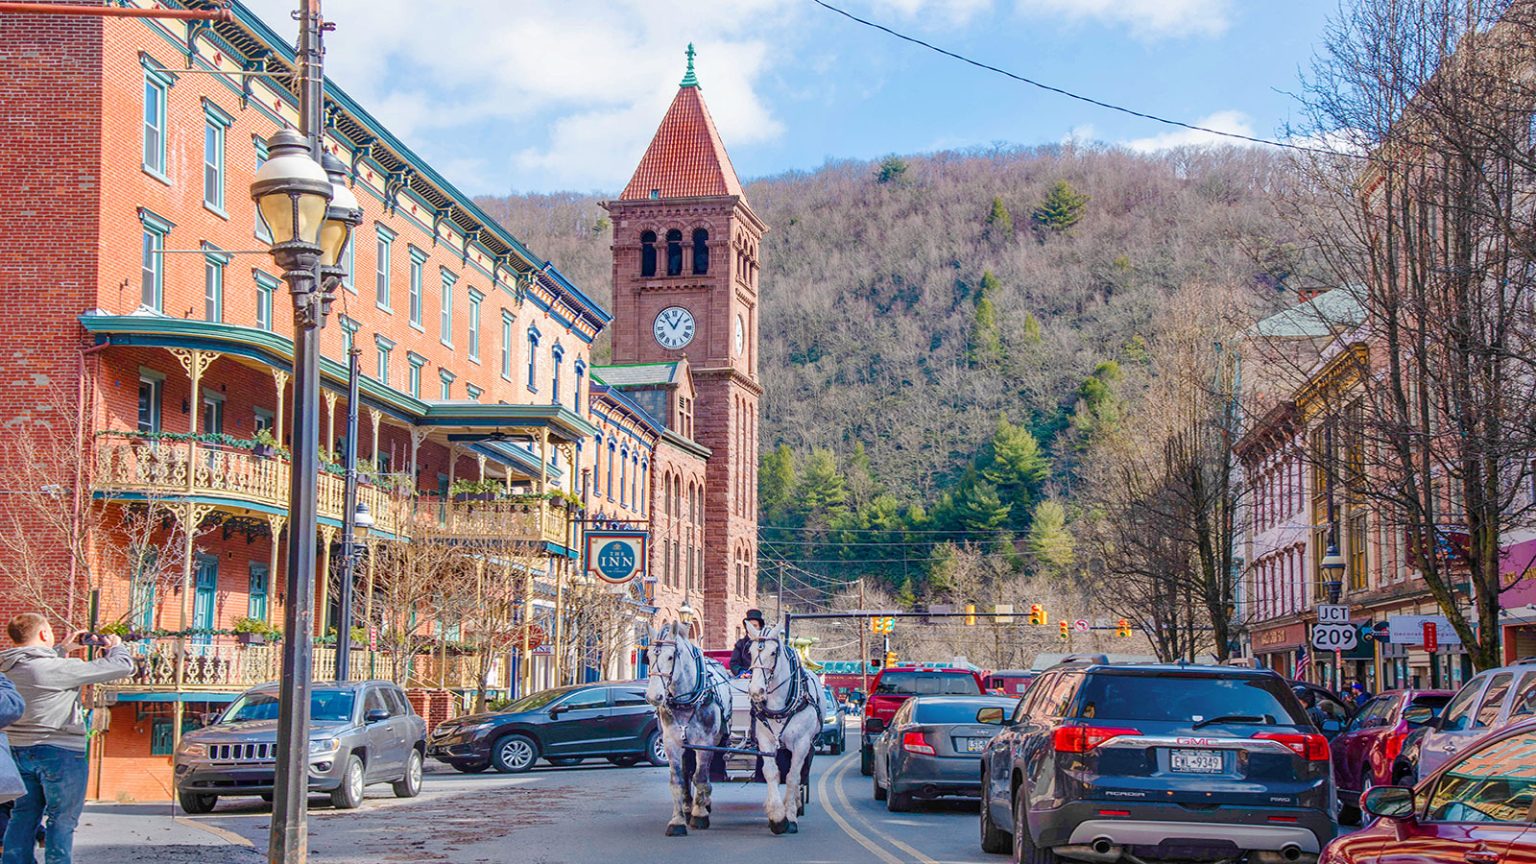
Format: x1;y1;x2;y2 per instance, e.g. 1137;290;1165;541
109;691;242;704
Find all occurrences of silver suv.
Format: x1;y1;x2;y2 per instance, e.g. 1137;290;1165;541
1413;658;1536;780
173;680;427;813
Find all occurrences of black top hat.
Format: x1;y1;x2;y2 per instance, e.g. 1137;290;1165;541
744;609;765;623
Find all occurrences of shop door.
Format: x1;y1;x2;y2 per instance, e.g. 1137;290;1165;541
192;555;218;647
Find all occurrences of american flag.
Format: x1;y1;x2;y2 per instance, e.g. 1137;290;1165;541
1293;648;1310;680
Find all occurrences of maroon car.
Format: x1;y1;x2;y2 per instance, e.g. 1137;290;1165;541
1320;717;1536;864
1331;688;1453;823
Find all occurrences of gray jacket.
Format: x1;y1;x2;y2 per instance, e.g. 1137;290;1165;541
0;644;133;750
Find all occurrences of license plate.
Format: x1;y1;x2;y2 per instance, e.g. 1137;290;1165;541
1169;749;1223;774
962;737;988;753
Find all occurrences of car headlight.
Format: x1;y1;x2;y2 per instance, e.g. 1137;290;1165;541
458;721;495;734
308;737;341;755
177;742;206;758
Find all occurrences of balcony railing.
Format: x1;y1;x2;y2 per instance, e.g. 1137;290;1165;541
120;640;371;691
93;433;571;548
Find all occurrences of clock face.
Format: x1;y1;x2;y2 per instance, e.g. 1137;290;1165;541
653;306;695;350
734;315;745;356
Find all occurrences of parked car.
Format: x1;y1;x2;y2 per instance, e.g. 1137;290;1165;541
174;680;426;813
1320;717;1536;864
817;685;847;754
1290;679;1355;739
1413;659;1536;782
861;666;985;776
984;670;1039;696
1329;688;1452;824
980;661;1334;861
870;694;1016;812
427;682;664;773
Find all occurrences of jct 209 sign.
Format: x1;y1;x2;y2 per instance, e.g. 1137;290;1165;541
584;530;649;585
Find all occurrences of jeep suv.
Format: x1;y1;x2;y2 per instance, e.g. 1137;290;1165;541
861;666;984;776
174;680;426;814
980;662;1334;863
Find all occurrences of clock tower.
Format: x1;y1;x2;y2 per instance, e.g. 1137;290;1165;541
604;46;763;646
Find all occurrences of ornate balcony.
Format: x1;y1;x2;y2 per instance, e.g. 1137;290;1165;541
119;641;373;692
94;433;572;548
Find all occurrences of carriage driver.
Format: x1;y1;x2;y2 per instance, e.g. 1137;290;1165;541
728;609;766;677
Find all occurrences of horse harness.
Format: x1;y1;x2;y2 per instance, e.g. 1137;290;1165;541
652;637;727;714
749;635;817;724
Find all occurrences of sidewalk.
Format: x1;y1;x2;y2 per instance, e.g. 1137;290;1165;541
69;802;262;864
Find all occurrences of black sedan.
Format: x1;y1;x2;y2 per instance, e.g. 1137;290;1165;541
427;682;665;773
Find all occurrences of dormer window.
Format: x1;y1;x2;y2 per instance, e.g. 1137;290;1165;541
666;229;683;276
640;231;657;278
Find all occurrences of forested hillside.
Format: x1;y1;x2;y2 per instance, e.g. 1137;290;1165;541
477;144;1310;597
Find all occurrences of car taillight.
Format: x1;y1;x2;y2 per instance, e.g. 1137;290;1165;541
1383;727;1407;764
1052;724;1141;754
901;731;935;755
1254;731;1330;761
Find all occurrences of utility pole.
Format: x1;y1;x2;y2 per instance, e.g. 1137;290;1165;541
776;561;785;625
858;578;868;700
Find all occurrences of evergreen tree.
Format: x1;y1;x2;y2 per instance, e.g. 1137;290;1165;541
1071;360;1124;445
845;441;878;507
796;448;849;517
984;195;1013;239
760;443;797;522
1026;499;1075;575
1022;311;1042;345
981;415;1050;523
967;270;1004;366
949;470;1010;532
876;156;909;185
1031;180;1089;234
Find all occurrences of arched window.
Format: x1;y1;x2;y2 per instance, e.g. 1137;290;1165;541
691;229;709;275
666;229;683;276
606;440;616;499
593;434;603;498
640;231;657;277
620;447;629;507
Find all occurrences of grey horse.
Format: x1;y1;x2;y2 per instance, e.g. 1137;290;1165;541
645;621;733;836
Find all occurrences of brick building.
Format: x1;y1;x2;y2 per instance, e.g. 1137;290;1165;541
598;52;762;649
0;2;757;800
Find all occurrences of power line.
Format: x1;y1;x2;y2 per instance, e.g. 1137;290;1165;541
808;0;1355;159
759;524;1017;536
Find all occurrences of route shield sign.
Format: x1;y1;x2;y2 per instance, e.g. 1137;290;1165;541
1311;623;1358;651
585;529;648;585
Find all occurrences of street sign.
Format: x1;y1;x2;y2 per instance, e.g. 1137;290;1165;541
1311;622;1358;651
367;625;377;651
1423;622;1438;653
1389;615;1462;646
1073;618;1090;633
585;529;648;585
1317;604;1350;624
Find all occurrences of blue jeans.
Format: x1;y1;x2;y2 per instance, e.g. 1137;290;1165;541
1;746;87;864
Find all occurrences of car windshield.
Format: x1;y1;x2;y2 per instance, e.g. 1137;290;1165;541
1408;694;1453;716
1075;673;1307;725
875;672;981;696
914;700;1012;724
221;689;355;724
499;688;571;714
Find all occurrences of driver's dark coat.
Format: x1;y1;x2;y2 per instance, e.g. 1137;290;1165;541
729;636;753;676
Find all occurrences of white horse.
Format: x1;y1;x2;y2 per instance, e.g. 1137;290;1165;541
746;621;825;835
645;622;733;837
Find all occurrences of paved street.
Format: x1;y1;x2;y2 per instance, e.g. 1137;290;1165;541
75;730;997;864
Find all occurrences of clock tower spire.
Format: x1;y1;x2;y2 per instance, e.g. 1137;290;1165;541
603;46;764;647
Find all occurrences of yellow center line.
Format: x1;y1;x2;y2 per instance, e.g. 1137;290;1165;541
822;749;943;864
818;751;908;864
834;755;943;864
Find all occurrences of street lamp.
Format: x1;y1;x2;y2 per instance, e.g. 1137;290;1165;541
1321;546;1347;605
678;600;696;640
252;130;331;276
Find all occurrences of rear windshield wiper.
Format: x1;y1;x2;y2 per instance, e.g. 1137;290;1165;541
1190;714;1271;730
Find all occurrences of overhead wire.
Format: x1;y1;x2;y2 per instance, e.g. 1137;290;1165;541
808;0;1363;160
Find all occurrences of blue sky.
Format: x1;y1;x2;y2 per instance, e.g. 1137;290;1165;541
244;0;1339;196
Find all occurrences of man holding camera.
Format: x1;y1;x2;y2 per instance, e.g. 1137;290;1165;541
0;613;133;864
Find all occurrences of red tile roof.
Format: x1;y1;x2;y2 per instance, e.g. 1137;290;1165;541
620;85;745;202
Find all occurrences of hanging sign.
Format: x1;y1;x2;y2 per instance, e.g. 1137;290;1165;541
585;529;649;585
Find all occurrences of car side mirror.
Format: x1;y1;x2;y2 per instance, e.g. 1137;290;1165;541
976;707;1006;725
1362;785;1417;821
365;708;389;724
549;705;567;718
864;717;886;735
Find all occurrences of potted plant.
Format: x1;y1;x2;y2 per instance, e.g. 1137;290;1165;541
232;616;272;646
252;427;279;459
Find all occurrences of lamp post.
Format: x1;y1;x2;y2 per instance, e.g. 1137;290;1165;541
253;2;358;859
678;600;696;642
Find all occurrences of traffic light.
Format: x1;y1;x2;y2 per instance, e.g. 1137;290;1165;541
870;616;880;633
869;616;894;634
1117;618;1132;638
1028;604;1046;626
965;603;976;626
1058;620;1070;641
884;650;898;668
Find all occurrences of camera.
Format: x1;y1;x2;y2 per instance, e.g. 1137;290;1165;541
78;633;113;647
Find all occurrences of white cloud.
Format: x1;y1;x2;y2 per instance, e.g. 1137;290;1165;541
869;0;993;26
1124;110;1256;152
1062;124;1096;146
241;0;792;192
1017;0;1232;38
